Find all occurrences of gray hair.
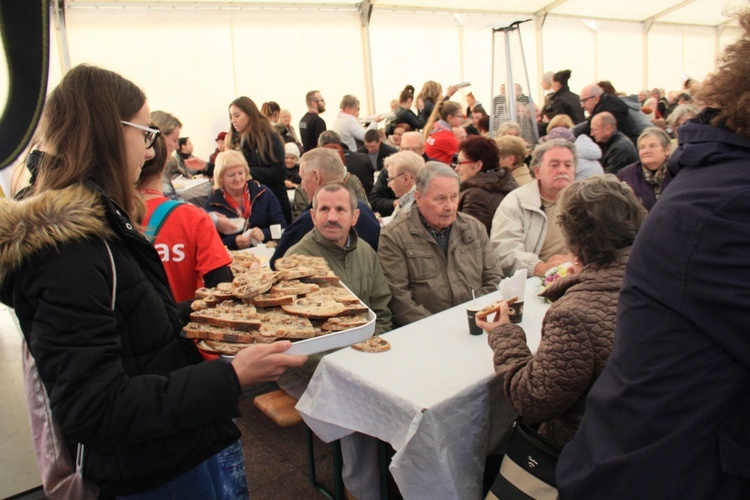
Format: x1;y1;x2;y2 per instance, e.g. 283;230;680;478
339;94;360;110
530;138;577;169
384;151;424;178
637;127;672;151
300;148;345;183
318;130;342;147
542;71;554;85
415;161;459;194
312;181;357;212
401;131;424;146
497;121;522;136
666;103;700;128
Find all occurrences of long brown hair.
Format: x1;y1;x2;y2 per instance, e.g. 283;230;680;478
226;96;280;165
32;64;145;218
422;100;460;140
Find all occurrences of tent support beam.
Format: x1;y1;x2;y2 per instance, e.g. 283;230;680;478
51;0;71;74
359;0;376;115
642;21;652;92
535;14;546;105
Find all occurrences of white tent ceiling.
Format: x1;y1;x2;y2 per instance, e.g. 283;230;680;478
66;0;744;27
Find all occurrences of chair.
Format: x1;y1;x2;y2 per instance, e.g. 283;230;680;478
254;389;344;499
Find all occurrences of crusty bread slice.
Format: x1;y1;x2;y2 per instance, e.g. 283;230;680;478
319;314;369;331
248;292;296;308
232;268;278;299
274;254;328;270
189;301;261;331
198;339;255;355
302;269;341;284
281;295;347;319
182;323;256;343
253;308;316;341
316;285;364;305
351;336;390;353
270;280;319;296
276;266;319;281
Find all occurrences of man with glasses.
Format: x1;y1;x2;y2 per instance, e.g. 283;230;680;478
300;90;327;153
384;150;424;220
369;131;429;216
575;84;641;144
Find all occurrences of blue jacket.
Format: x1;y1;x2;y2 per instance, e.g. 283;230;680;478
205;180;286;250
557;109;750;498
270;199;380;269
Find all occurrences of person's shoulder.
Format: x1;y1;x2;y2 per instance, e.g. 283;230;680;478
456;211;486;233
382;143;398;155
286;231;318;256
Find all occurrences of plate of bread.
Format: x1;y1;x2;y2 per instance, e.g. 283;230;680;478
183;254;375;356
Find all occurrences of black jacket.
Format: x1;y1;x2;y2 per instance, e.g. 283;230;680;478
0;183;241;496
368;168;397;216
547;85;586;124
386;106;423;135
579;93;641;144
358;142;398;173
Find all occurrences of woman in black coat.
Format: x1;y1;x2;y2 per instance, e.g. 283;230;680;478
0;64;305;498
546;69;586;124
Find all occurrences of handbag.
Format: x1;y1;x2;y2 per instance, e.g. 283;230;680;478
486;419;561;500
20;239;117;499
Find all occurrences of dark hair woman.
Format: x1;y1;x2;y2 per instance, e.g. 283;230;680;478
455;135;519;234
477;174;646;449
226;96;293;222
0;64;305;497
386;84;423;135
543;69;585;124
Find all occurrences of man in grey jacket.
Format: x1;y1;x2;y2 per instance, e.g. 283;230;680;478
490;139;576;277
378;162;503;327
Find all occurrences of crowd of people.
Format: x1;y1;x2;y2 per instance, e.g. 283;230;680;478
3;7;750;498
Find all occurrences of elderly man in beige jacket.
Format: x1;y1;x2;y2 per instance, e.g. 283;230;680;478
378;161;504;327
490;138;577;277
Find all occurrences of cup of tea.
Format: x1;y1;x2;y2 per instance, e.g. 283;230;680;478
466;305;483;336
508;300;524;324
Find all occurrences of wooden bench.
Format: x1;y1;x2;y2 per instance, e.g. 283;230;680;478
254;389;344;499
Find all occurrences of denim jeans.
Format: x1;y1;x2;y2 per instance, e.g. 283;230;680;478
117;454;223;499
218;439;249;499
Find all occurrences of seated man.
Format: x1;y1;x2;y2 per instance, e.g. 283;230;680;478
590;112;638;174
358;128;397;172
378;162;503;327
278;182;392;396
369;131;428;216
490;138;576;277
270;148;380;269
385;151;424;220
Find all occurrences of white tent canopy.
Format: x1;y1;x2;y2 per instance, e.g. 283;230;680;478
36;0;748;156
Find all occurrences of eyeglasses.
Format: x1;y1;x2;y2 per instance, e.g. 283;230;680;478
387;173;406;184
579;96;596;105
456;159;475;165
121;121;160;149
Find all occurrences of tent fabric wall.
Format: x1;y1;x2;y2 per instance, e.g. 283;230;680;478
34;4;744;162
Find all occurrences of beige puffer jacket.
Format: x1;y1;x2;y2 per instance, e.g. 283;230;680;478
488;248;630;448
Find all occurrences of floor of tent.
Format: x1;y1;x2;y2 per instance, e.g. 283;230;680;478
1;304;337;499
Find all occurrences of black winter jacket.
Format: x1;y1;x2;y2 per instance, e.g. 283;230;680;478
0;183;241;496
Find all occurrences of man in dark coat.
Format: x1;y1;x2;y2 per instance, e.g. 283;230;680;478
358;129;397;172
589;112;638;174
557;105;750;497
576;84;641;144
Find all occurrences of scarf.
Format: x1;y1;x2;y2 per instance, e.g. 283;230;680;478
641;162;668;199
223;185;252;220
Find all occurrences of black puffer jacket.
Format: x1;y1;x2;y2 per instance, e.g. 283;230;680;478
0;183;241;496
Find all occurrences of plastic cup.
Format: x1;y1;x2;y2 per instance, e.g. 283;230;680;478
466;306;483;335
508;301;524;324
270;224;283;240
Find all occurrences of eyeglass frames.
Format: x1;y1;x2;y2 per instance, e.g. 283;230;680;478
121;121;160;149
387;173;407;184
579;96;596;105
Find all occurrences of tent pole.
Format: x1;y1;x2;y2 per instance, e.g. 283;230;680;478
642;20;652;100
51;0;71;74
535;14;545;106
359;0;375;114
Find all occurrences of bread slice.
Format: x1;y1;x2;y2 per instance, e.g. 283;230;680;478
253;308;316;341
302;268;341;284
182;323;256;343
316;285;364;306
319;314;369;331
270;280;319;296
189;301;261;331
274;254;328;270
276;266;319;281
351;336;390;353
198;339;255;355
281;295;347;319
232;268;278;299
248;292;296;308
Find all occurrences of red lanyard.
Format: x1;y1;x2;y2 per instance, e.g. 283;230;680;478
223;185;252;220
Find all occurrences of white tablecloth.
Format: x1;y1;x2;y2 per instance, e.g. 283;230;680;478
296;278;549;499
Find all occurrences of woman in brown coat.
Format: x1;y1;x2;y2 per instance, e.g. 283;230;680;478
455;135;518;234
477;175;646;448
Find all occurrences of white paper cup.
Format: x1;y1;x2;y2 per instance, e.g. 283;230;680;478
270;224;282;240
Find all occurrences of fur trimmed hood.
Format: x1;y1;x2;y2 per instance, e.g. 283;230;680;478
0;184;114;285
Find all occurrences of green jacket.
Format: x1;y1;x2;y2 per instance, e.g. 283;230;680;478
286;227;392;335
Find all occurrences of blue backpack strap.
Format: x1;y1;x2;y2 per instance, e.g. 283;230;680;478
145;200;183;243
